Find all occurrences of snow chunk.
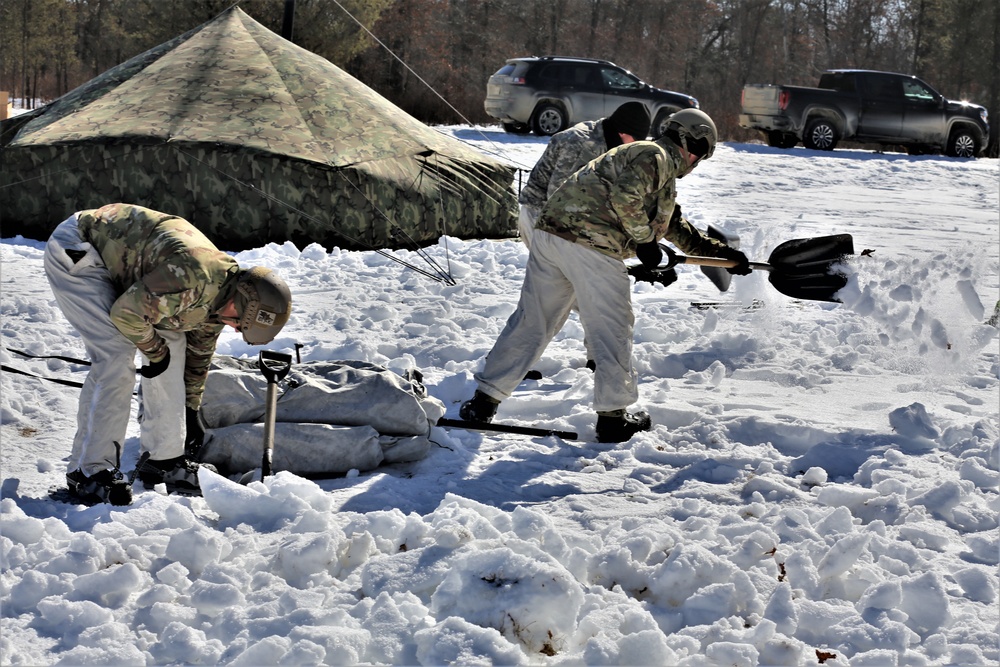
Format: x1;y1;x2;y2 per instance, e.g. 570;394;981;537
431;546;584;655
889;403;940;440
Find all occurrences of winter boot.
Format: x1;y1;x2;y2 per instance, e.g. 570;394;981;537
135;453;217;492
459;390;500;423
595;409;651;443
66;468;133;506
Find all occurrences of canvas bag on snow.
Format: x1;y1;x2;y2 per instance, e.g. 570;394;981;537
197;357;445;475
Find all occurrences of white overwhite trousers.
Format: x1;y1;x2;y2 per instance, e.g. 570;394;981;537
44;216;188;475
517;204;541;249
475;230;638;413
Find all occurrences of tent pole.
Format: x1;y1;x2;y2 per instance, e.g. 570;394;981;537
281;0;295;40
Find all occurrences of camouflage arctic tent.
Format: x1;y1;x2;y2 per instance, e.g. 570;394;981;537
0;7;517;252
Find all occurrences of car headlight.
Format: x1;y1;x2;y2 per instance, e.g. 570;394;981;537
980;108;989;124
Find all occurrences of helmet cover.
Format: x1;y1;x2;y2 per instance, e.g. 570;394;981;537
665;109;718;160
233;267;292;345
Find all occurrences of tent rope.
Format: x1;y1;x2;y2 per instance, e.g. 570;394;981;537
327;0;535;172
172;145;456;285
332;164;456;286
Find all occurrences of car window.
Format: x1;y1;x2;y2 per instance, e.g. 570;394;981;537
494;64;515;76
600;67;641;91
819;73;856;93
567;65;598;87
535;64;564;85
864;74;902;99
902;79;936;102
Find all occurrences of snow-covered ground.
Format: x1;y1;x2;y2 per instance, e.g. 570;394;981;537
2;125;998;666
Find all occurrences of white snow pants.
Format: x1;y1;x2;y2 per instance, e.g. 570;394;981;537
475;230;638;413
518;205;592;359
517;204;540;249
44;216;188;476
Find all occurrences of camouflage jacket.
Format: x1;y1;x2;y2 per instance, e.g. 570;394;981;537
518;120;608;210
536;138;732;260
77;204;240;409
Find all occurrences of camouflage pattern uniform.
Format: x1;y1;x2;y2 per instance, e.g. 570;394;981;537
44;203;240;476
474;137;734;414
536;139;732;259
517;120;608;247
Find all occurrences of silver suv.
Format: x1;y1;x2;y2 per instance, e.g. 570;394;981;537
485;56;699;137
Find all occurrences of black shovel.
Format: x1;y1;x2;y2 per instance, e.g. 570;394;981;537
257;350;292;478
661;233;855;303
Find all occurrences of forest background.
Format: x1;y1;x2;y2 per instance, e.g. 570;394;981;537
1;0;998;156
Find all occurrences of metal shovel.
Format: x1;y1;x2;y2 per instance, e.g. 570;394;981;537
256;350;292;478
660;233;855;303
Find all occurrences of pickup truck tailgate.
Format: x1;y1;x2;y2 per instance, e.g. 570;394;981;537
741;84;783;114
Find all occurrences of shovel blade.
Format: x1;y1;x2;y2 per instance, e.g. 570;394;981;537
767;234;854;303
700;224;739;292
768;271;850;302
767;234;854;268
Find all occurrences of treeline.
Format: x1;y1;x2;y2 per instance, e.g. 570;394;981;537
2;0;997;155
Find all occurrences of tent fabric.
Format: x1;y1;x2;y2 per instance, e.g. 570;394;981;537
0;7;517;251
197;356;444;476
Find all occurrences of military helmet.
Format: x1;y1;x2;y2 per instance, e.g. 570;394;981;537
664;109;718;160
233;267;292;345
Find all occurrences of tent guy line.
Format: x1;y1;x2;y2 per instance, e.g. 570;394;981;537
327;0;534;171
173;146;458;285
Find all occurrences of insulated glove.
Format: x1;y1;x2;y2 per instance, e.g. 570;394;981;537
185;407;206;458
139;349;170;379
636;241;663;269
628;265;678;288
719;247;752;275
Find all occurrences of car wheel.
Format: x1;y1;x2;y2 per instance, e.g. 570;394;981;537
803;118;839;151
651;110;674;140
502;121;531;134
766;131;798;149
532;104;566;136
946;128;979;158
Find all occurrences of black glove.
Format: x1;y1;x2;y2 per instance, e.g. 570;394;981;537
719;247;752;275
636;241;663;269
139;349;170;379
185;406;205;458
628;265;678;288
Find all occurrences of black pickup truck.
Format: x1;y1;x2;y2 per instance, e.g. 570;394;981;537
739;69;989;157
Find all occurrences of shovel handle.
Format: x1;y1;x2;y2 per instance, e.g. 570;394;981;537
675;255;772;272
258;350;291;479
654;243;770;273
259;350;292;383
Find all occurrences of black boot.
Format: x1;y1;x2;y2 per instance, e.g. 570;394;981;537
136;453;217;491
595;409;651;443
67;468;133;506
459;390;500;423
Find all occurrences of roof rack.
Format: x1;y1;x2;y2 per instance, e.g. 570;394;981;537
533;55;616;66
